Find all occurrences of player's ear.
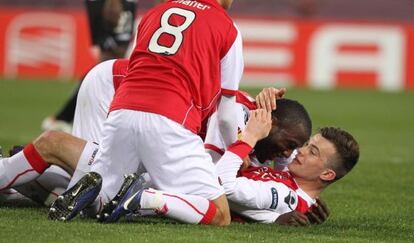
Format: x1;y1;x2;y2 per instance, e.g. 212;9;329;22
319;169;336;182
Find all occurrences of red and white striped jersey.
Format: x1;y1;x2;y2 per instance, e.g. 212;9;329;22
228;166;315;223
110;0;244;134
204;91;256;160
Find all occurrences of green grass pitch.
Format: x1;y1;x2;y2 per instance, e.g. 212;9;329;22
0;80;413;242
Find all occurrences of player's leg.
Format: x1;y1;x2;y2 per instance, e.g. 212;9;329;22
33;131;86;174
69;59;116;188
47;110;230;225
0;145;70;206
13;166;71;206
131;111;231;225
100;173;218;224
131;187;222;225
0;144;49;190
0;131;86;190
49;110;142;221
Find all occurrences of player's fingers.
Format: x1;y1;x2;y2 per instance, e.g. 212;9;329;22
266;111;272;127
255;109;264;120
257;109;262;116
255;94;261;108
288;218;300;227
265;88;273;112
264;110;272;125
313;203;328;221
316;198;330;217
306;210;323;224
295;213;311;226
276;88;287;99
269;88;277;110
305;211;316;224
256;93;265;110
248;110;255;120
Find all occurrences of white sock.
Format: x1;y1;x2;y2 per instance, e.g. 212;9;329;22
0;144;49;190
66;142;99;189
140;189;216;224
13;166;71;206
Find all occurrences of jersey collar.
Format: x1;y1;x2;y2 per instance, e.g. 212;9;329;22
169;0;225;11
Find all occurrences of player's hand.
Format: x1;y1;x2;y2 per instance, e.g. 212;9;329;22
275;211;310;226
305;198;330;224
255;87;287;112
102;0;123;28
241;109;272;148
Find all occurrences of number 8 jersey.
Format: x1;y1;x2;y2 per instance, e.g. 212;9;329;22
110;0;244;134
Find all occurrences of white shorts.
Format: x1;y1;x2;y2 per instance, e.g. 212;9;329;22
72;59;116;143
91;110;225;202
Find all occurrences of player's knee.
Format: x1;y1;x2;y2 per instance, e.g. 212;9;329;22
33;130;60;159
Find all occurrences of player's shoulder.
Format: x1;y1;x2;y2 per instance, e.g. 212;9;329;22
111;59;127;75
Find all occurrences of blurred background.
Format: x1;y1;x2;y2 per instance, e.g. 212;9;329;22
0;0;413;91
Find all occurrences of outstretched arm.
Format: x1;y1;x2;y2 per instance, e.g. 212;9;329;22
217;94;238;149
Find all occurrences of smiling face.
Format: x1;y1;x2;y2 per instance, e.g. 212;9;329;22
254;124;309;162
287;133;337;182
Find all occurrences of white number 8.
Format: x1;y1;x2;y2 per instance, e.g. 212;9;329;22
149;8;196;55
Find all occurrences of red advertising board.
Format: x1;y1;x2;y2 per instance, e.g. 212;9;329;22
237;17;414;91
0;8;97;80
0;8;413;91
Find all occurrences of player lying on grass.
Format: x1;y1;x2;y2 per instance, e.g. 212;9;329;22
95;94;359;224
97;112;354;226
0;59;328;225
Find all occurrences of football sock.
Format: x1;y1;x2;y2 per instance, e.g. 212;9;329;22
13;166;71;206
55;82;82;123
140;189;216;224
0;144;49;190
66;142;98;189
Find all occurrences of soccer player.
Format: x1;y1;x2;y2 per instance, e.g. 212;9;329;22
215;126;359;223
48;0;245;226
0;59;329;225
42;0;138;133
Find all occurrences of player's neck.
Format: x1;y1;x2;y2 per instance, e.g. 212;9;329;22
216;0;230;10
294;177;324;199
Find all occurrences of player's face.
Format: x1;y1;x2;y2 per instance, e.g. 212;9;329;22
218;0;234;9
254;126;308;163
288;134;336;181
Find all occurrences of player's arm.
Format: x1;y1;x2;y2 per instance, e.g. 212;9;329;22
218;25;244;148
216;110;274;208
217;95;238;148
